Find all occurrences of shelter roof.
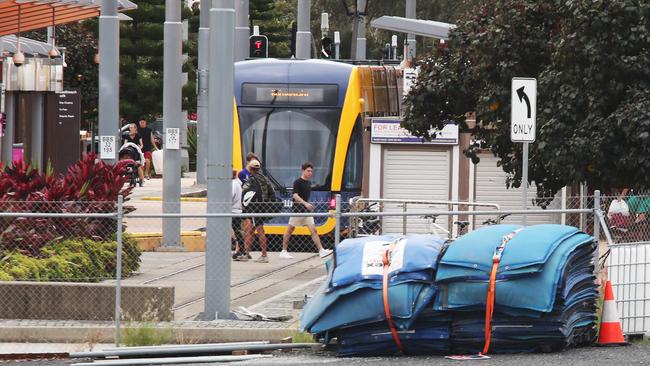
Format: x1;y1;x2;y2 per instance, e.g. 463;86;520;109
0;0;136;37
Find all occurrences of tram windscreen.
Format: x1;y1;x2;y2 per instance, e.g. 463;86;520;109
238;107;340;190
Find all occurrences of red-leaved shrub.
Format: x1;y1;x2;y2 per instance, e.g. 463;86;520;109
0;154;133;255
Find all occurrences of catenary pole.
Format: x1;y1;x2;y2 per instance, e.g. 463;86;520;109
405;0;416;61
196;0;210;184
162;0;183;248
98;0;119;163
296;0;311;59
205;0;234;319
234;0;249;61
354;0;366;60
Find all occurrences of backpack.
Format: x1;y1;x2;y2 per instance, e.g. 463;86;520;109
242;173;282;213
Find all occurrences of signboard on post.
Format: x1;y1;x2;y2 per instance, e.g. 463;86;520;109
100;135;116;160
166;127;180;150
510;78;537;142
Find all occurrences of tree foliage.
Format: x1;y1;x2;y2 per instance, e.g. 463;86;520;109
119;0;195;122
402;0;650;198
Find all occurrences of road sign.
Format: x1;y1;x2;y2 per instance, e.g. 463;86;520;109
511;78;537;142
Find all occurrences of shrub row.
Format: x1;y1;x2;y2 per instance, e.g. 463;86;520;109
0;235;141;282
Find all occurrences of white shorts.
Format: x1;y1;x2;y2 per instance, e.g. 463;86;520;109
288;216;315;227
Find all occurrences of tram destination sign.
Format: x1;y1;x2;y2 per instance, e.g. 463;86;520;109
371;118;458;145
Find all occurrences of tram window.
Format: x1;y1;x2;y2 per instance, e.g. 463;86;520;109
342;118;363;190
241;83;339;106
238;107;340;189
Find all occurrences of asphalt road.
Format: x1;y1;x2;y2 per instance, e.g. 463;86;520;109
3;343;649;366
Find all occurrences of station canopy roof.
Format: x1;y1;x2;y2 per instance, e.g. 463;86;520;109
0;0;136;37
370;16;456;40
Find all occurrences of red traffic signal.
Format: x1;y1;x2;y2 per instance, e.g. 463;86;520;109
249;35;269;58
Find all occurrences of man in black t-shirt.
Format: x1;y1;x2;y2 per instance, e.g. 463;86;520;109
279;162;332;259
137;119;157;179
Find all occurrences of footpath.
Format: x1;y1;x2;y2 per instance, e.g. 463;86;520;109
0;173;327;354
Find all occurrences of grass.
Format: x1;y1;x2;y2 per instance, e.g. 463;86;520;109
121;322;173;346
291;331;316;343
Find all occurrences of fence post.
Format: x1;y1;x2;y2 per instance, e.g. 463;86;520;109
402;202;407;235
594;190;600;243
114;194;123;347
593;190;601;277
334;194;341;247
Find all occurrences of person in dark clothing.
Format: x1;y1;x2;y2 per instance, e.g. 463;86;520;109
137;119;157;179
240;159;274;263
280;162;332;259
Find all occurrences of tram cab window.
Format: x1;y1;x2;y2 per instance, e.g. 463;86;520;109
238;107;340;190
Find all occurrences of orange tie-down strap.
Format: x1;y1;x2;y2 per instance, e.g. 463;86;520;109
480;229;522;356
382;244;405;353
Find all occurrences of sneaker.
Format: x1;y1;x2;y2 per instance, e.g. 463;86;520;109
318;248;333;258
278;250;294;259
254;255;269;263
237;253;251;261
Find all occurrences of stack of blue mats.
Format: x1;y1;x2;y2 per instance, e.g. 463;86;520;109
437;224;598;353
300;234;450;356
300;224;598;356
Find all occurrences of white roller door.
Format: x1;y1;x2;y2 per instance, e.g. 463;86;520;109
382;147;451;235
474;153;559;226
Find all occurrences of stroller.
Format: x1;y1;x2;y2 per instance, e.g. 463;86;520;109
119;142;144;187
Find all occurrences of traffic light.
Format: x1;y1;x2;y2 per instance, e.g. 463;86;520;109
321;36;333;59
249;35;269;58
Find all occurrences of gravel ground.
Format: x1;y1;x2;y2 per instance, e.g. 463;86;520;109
1;342;649;366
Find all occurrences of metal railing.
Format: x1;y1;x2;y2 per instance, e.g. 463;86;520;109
2;189;650;350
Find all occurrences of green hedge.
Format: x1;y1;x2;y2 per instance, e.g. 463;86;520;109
0;234;141;282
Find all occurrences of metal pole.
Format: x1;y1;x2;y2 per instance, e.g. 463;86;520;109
334;31;340;60
114;195;123;346
405;0;416;61
593;189;600;243
162;0;183;248
205;0;234;320
98;0;119;163
296;0;311;59
30;94;44;169
334;194;341;247
1;92;15;166
402;202;407;234
355;0;366;61
522;142;528;226
234;0;249;61
196;0;210;184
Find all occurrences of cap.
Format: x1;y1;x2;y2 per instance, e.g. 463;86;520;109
249;159;261;169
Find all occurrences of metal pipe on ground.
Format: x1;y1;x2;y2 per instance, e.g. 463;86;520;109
70;343;319;359
72;354;272;366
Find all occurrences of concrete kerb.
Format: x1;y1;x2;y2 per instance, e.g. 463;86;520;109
130;231;206;252
0;320;298;345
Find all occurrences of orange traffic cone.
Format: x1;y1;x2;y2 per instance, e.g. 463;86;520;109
597;280;628;346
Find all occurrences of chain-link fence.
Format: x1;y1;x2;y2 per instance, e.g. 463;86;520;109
1;191;650;350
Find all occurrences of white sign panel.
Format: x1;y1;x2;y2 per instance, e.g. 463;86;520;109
360;240;405;277
510;78;537;142
371;117;458;145
403;67;419;97
99;135;116;160
166;127;180;150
